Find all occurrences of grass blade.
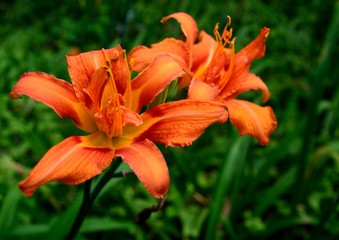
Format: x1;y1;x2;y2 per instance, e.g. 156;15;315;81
0;188;22;237
294;0;339;203
205;137;251;240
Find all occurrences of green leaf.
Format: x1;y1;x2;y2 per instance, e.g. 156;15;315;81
10;224;49;237
294;0;339;203
205;137;251;240
180;205;208;238
80;217;138;233
46;194;82;240
0;188;22;237
254;167;296;215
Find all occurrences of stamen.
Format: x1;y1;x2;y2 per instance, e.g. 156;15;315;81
214;23;222;43
102;49;123;138
213;16;234;48
212;16;236;92
219;41;235;91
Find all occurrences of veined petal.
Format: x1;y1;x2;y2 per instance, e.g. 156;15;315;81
105;46;131;99
200;44;230;87
131;54;185;112
138;100;228;147
222;28;269;98
161;12;198;52
9;72;97;133
222;73;271;102
19;132;115;197
226;99;277;145
116;139;169;198
67;48;120;90
234;27;269;75
67;47;128;107
83;66;109;112
129;38;189;72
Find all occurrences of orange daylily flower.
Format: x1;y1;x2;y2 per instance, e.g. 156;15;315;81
10;45;228;198
129;12;277;145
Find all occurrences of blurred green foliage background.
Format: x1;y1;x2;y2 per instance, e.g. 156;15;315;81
0;0;338;239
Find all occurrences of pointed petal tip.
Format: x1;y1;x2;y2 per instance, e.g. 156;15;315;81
155;184;169;198
260;27;270;46
262;27;270;35
116;140;170;198
9;92;22;99
148;183;169;199
19;181;35;197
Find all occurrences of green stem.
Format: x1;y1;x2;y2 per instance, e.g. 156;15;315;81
66;157;123;240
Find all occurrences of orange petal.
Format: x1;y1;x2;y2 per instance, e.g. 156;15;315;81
161;12;198;51
90;48;131;111
234;27;269;75
177;72;193;92
129;38;189;72
81;66;109;112
191;31;218;75
222;73;271;102
104;45;131;99
139;100;228;147
116;139;169;198
226;99;277;145
131;54;185;112
121;106;143;127
67;48;119;90
188;78;220;101
9;72;97;133
19;132;115;197
223;28;269;98
67;46;129;107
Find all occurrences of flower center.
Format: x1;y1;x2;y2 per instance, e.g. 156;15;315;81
94;51;124;139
